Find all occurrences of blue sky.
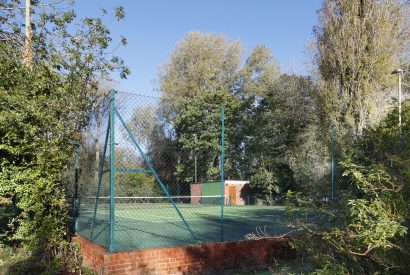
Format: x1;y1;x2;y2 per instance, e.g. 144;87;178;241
74;0;322;96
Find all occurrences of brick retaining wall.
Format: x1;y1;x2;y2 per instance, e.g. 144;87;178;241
75;236;296;275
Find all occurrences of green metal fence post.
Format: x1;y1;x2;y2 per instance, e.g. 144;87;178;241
109;89;116;252
194;134;198;183
73;142;79;234
331;126;335;202
220;107;225;242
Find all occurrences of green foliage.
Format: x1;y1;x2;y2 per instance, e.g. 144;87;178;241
174;90;241;182
0;242;94;275
158;32;321;199
250;168;279;203
291;103;410;274
0;54;96;273
118;173;162;197
310;261;349;275
243;75;317;198
0;1;405;273
158;32;247;108
0;1;130;272
292;3;410;271
314;0;409;134
0;53;75;252
1;1;130;84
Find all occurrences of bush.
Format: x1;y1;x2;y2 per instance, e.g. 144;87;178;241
290;102;410;275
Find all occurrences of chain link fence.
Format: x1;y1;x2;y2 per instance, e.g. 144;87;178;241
72;90;345;252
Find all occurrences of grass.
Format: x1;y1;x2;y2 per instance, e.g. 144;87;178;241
234;258;316;275
0;205;51;274
0;243;98;275
0;205;95;275
0;244;32;275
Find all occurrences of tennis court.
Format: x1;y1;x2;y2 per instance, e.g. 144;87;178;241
76;196;297;252
74;91;312;252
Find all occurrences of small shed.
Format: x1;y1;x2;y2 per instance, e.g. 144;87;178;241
224;180;250;205
190;180;250;206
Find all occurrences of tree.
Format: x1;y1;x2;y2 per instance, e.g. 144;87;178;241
117;173;162;198
157;32;324;201
285;1;410;273
291;102;410;274
0;1;129;271
239;45;281;96
243;75;319;200
158;32;243;108
1;0;129;86
173;90;242;182
157;32;282;184
0;50;82;253
314;0;410;135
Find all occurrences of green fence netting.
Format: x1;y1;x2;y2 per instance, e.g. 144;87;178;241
72;90;343;252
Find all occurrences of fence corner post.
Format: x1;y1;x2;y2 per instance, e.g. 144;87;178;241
331;125;335;202
109;89;116;252
220;107;225;242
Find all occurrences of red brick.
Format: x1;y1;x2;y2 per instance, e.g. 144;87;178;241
75;235;296;275
115;264;126;270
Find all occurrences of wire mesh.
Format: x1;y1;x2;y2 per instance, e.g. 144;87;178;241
74;90;343;252
76;96;111;248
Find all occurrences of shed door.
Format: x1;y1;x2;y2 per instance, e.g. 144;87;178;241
228;186;236;205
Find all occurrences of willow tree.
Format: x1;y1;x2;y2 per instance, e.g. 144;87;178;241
314;0;409;135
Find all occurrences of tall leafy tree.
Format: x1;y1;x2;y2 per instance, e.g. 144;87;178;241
289;2;410;273
174;90;241;182
158;31;243;108
314;0;409;135
245;75;319;199
157;32;282;185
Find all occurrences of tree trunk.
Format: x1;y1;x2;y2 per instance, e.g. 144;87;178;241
23;0;32;68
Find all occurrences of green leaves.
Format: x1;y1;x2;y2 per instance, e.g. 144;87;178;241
0;42;96;257
1;1;130;85
173;90;240;182
114;6;126;21
288;2;410;272
294;101;410;274
314;0;409;135
0;0;129;270
158;32;319;198
159;32;270;108
250;168;280;203
348;198;406;248
0;10;124;259
117;173;161;197
120;36;127;46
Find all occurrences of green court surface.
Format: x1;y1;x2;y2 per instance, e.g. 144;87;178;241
76;202;304;252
